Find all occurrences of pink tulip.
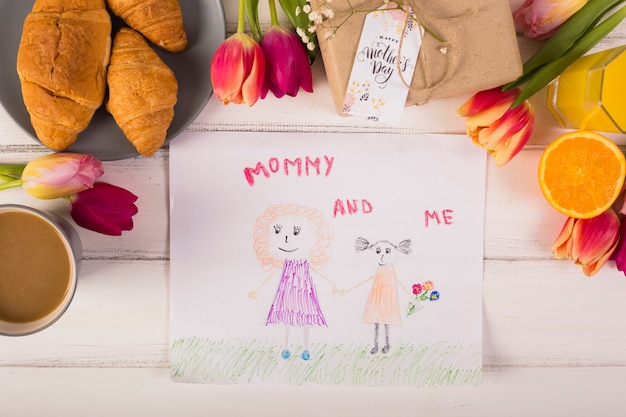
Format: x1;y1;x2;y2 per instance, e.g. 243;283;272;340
260;25;313;99
513;0;587;40
69;182;138;236
611;220;626;274
457;87;535;167
210;32;266;106
553;210;620;276
21;153;104;199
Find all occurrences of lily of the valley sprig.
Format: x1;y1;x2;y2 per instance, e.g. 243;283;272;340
210;0;314;106
0;153;138;236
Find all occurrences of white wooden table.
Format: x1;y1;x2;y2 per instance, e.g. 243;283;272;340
2;1;626;415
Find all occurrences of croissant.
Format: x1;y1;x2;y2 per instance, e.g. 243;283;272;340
106;0;188;53
106;28;178;156
16;0;111;150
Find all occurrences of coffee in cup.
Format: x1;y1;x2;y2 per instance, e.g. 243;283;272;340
0;204;81;336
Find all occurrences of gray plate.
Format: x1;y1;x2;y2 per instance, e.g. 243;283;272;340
0;0;225;160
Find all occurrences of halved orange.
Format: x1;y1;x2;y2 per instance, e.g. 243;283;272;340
538;130;626;219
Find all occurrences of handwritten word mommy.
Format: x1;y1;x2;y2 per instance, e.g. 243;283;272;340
357;40;413;87
243;155;335;186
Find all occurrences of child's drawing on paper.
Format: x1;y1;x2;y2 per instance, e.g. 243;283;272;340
169;131;487;386
349;237;413;355
248;203;337;361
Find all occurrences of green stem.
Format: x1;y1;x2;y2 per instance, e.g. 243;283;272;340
0;164;26;176
513;4;626;107
268;0;279;26
238;0;245;33
0;179;23;191
0;174;19;182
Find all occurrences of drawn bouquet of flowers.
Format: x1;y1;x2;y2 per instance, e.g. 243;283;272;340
406;280;440;317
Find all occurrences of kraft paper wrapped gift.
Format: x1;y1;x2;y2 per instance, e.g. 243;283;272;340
310;0;523;114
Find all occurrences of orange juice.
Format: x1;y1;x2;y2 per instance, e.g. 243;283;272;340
547;45;626;133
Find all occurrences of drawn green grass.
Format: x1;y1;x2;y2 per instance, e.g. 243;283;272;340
170;337;482;387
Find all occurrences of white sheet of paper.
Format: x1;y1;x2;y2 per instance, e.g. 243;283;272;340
169;131;486;387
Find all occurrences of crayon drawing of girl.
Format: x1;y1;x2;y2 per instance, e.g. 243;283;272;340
248;203;335;361
353;237;412;354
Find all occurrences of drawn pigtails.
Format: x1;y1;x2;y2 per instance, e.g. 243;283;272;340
396;239;413;255
355;237;370;252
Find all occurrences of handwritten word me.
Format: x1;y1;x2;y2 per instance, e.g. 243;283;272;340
424;209;454;227
333;199;373;218
243;156;335;186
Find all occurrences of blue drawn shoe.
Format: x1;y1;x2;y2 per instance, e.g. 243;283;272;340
382;344;390;354
301;350;311;361
281;349;291;359
370;345;379;355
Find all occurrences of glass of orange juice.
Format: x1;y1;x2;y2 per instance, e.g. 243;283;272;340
547;45;626;133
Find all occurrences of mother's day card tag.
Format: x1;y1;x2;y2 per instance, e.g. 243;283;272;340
342;2;424;125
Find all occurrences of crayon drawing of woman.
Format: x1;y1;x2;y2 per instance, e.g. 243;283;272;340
248;203;335;361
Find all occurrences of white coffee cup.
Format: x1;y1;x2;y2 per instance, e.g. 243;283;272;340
0;204;82;336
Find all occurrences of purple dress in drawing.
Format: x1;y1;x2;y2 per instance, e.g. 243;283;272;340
266;259;327;327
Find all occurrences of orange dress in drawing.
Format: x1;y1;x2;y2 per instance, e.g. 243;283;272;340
362;264;402;326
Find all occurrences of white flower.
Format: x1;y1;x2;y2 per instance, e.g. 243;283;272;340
303;4;311;13
322;7;334;19
307;42;316;51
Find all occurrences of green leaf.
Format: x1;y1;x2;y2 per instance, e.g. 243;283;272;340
278;0;318;61
513;4;626;107
504;0;626;90
406;302;416;317
244;0;262;41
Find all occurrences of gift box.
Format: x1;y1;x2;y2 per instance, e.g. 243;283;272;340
310;0;523;114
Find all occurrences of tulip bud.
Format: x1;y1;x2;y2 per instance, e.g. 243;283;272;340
21;153;104;199
513;0;588;40
210;32;266;106
261;25;313;98
457;87;535;167
69;182;138;236
553;209;620;276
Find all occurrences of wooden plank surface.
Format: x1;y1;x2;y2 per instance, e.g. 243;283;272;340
2;1;626;415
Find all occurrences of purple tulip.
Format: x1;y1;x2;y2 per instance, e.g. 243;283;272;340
260;25;313;99
69;182;138;236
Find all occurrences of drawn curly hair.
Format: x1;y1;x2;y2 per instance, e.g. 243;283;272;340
253;203;333;271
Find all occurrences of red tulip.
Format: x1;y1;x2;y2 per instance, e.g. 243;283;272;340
261;24;313;99
553;209;620;276
210;32;266;106
457;87;535;167
69;182;138;236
